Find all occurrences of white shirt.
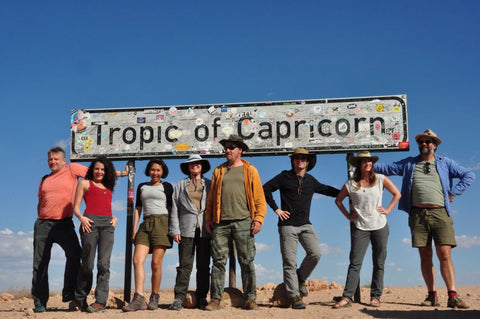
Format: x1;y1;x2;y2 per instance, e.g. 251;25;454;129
345;174;386;231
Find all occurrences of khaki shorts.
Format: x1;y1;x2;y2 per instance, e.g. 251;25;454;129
409;207;456;248
135;214;172;251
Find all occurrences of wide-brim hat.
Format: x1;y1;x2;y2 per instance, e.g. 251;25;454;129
415;129;442;145
349;151;379;167
219;134;249;151
180;154;211;175
288;148;317;171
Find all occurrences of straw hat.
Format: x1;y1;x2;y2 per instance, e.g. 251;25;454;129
219;134;249;151
180;154;211;175
415;129;442;145
288;148;317;171
349;151;379;167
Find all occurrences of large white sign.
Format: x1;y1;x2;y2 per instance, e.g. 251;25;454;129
70;95;408;161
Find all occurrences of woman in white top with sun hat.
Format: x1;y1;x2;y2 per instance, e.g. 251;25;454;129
333;151;401;309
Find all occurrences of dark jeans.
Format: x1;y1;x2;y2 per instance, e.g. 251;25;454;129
343;223;389;299
210;218;256;301
75;214;115;305
32;218;81;307
174;228;211;301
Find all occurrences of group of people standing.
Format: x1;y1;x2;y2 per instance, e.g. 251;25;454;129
32;128;475;313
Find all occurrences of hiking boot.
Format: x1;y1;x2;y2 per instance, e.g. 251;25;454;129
148;293;159;310
122;293;147;312
447;296;469;309
291;294;306;309
86;302;105;313
69;299;88;311
204;299;221;311
33;304;46;313
244;299;260;310
420;294;439;307
197;297;208;309
170;298;183;311
297;270;308;297
62;293;74;303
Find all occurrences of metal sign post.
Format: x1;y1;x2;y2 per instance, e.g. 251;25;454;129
346;153;361;303
123;161;135;302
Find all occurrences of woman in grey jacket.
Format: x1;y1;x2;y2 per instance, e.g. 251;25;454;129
169;154;212;310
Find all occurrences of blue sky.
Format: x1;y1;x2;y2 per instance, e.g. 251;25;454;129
1;0;479;292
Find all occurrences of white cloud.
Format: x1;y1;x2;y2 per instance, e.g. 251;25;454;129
111;200;126;212
255;242;272;252
395;267;404;272
255;263;282;283
387;262;396;267
467;162;480;171
56;139;69;152
0;229;32;258
456;235;480;248
319;243;343;255
401;238;411;245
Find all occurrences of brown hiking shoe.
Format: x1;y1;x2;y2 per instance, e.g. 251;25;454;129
291;295;306;309
204;299;221;311
447;296;469;309
244;299;260;310
420;294;439;307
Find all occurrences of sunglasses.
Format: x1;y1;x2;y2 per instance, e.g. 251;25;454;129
423;162;431;174
224;144;238;151
294;155;309;161
417;139;433;145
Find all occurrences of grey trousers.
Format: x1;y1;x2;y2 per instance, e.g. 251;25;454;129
75;214;115;305
279;224;321;298
32;218;81;307
342;223;389;299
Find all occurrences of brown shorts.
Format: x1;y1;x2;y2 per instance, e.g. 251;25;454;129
135;214;172;251
409;207;456;248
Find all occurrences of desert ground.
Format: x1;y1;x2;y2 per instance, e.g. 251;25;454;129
1;281;479;319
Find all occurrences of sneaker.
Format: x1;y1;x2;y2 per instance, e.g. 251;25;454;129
86;302;105;313
170;298;183;311
291;295;306;309
69;299;88;311
148;293;159;310
447;296;469;309
244;299;260;310
297;271;308;297
122;293;147;312
420;294;439;307
204;299;221;311
33;304;46;313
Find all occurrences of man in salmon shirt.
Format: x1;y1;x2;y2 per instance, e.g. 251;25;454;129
32;147;88;312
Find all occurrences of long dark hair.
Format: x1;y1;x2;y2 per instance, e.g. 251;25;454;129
353;165;377;189
85;156;117;191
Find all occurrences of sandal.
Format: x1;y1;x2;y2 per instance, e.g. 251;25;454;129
332;297;352;309
370;298;381;307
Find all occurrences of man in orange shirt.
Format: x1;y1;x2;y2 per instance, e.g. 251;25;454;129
32;147;88;312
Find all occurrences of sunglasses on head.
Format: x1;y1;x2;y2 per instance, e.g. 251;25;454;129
224;144;238;151
417;139;433;145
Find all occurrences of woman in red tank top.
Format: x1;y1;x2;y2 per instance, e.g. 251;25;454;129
72;156;118;313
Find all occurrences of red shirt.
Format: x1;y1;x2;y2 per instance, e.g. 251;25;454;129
84;180;112;216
